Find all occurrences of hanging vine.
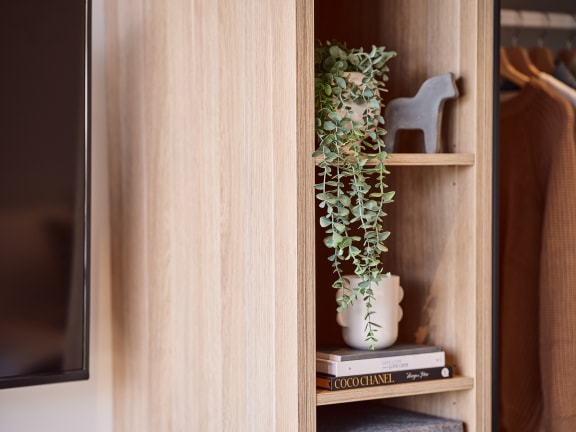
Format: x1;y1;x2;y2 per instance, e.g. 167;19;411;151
313;40;396;349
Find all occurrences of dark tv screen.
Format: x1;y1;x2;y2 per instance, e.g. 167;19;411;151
0;0;90;388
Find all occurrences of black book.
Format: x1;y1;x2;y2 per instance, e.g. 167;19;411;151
316;365;453;391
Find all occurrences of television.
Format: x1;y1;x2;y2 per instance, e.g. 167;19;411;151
0;0;90;388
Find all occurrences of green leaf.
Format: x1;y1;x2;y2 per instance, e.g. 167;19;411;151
376;243;388;252
339;195;351;207
341;237;352;248
334;60;345;69
332;232;343;244
329;45;341;57
382;191;396;202
334;76;346;88
328;112;341;123
379;231;391;241
316;192;338;205
333;222;346;232
323;121;337;131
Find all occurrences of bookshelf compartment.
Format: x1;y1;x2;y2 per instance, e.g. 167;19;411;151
312;0;493;429
316;375;474;406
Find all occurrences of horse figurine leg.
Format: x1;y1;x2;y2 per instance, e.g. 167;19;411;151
385;125;399;153
423;125;439;154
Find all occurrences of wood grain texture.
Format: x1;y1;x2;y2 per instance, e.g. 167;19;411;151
296;0;317;430
106;0;312;430
472;0;495;428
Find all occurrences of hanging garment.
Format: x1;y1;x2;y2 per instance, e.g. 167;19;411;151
499;78;576;432
529;46;555;75
539;72;576;107
557;49;576;80
504;45;541;78
500;47;529;89
553;61;576;89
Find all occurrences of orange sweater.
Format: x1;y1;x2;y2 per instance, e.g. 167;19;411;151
499;78;576;431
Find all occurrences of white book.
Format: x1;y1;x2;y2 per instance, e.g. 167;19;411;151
317;343;441;361
316;351;446;377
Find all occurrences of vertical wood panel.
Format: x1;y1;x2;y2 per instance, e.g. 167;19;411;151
472;1;494;428
215;0;245;429
296;0;317;428
270;0;299;429
106;0;312;430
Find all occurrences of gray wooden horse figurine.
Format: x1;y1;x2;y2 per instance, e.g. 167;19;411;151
383;72;459;153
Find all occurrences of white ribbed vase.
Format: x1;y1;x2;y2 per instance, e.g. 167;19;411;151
336;275;404;350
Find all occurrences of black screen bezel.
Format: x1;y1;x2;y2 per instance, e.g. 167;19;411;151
0;0;91;390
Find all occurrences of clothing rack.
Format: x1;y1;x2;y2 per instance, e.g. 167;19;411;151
501;9;576;31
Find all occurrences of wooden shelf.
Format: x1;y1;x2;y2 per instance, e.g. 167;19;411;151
316;376;474;406
385;153;475;166
314;153;475;167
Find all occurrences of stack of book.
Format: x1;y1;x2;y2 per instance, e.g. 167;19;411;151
316;343;453;391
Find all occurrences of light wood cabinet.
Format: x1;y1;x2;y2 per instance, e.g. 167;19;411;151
106;0;493;430
302;0;494;430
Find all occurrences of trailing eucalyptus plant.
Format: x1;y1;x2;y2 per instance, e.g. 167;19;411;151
313;40;397;350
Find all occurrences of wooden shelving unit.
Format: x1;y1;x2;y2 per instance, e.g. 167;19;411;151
103;0;494;430
310;1;494;431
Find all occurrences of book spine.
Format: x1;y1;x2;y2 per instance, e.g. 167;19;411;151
316;351;445;377
316;366;453;391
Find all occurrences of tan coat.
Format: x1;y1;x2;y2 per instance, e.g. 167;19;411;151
499;78;576;431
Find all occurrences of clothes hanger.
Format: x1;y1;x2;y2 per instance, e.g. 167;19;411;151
557;32;576;69
504;13;541;78
505;45;541;78
557;46;576;68
529;46;555;74
556;16;576;73
500;47;529;87
528;16;555;74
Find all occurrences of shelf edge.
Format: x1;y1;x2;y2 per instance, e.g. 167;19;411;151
314;153;475;167
386;153;475;166
316;376;474;406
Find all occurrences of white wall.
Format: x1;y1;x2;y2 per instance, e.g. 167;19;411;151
0;0;113;431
